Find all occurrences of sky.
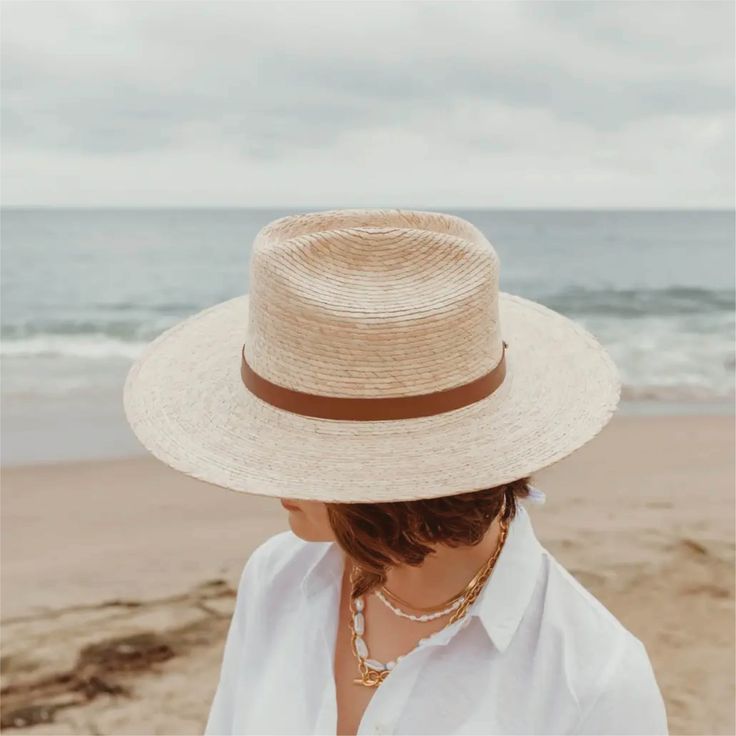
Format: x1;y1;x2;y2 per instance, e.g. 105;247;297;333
1;1;734;208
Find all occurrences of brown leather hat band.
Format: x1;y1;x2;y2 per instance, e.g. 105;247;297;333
240;342;507;421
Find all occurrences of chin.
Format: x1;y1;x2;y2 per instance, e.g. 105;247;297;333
286;512;334;543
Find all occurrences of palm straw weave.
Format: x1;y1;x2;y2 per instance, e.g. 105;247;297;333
123;209;620;502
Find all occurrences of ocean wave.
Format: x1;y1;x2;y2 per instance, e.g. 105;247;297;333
1;334;733;403
620;384;735;403
1;287;733;400
3;286;732;341
542;286;735;317
94;300;202;314
0;334;147;360
1;316;178;341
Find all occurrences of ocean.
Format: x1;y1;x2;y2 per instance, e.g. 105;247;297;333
1;208;734;465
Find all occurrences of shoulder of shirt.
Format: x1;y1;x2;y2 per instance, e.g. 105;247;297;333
537;547;658;713
237;529;330;590
542;547;632;637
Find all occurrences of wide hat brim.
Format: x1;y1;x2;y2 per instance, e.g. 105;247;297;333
123;292;620;503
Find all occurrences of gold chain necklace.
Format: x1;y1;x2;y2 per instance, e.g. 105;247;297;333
348;518;509;688
379;500;508;616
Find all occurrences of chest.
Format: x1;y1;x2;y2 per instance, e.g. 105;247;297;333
333;571;461;735
225;559;577;735
333;612;375;736
333;570;385;735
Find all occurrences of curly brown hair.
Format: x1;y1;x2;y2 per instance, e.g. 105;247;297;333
326;477;531;597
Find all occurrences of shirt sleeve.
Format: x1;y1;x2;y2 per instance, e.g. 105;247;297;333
204;546;263;736
573;636;668;735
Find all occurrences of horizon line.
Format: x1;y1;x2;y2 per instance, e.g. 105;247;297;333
2;205;734;213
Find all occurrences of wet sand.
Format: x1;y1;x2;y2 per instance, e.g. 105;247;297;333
1;415;734;735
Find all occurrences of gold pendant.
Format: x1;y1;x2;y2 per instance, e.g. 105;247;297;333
353;677;382;688
353;670;386;687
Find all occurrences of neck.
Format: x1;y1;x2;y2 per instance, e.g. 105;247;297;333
380;515;504;611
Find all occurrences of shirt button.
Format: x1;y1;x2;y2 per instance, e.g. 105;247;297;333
372;724;391;735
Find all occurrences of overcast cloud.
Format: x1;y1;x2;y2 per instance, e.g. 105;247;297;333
1;1;734;207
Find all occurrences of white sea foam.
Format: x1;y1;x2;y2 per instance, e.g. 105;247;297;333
0;334;147;360
2;209;734;405
577;313;735;401
1;318;733;403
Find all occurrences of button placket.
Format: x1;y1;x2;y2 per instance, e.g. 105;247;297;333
310;554;344;734
356;611;473;735
357;645;431;736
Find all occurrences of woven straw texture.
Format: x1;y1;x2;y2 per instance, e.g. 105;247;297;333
123;209;621;502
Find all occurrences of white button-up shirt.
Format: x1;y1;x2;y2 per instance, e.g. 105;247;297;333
205;505;668;735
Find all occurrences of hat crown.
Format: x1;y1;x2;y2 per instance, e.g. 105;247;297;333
245;209;504;397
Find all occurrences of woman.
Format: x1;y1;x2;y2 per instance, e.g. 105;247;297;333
124;209;668;735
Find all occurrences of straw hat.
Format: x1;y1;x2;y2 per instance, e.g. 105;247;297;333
123;209;620;503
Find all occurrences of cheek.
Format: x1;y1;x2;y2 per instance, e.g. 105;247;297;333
286;504;335;543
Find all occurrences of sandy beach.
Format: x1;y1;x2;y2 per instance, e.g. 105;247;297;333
3;3;734;734
1;414;734;735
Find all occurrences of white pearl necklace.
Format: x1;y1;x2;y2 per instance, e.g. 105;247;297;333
352;594;446;676
373;589;464;621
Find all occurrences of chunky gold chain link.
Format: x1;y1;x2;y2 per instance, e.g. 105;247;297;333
448;519;508;624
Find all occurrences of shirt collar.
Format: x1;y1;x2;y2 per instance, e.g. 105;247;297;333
469;503;544;652
300;539;345;599
299;504;544;653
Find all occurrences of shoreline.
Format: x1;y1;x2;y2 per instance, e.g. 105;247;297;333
1;414;734;734
1;399;733;469
2;414;734;616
